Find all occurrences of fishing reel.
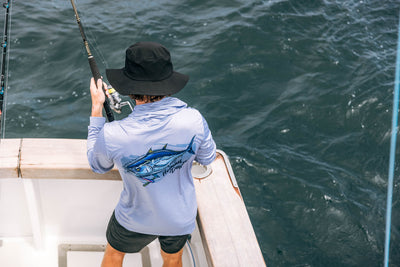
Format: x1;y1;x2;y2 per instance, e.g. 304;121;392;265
106;85;133;113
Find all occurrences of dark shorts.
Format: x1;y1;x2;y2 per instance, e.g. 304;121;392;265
106;212;190;254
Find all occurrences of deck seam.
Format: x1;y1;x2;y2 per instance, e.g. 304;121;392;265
17;138;22;178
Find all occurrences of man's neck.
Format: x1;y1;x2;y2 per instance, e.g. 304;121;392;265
135;96;166;106
135;99;147;106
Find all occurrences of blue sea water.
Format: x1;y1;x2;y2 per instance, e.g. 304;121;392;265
2;0;400;266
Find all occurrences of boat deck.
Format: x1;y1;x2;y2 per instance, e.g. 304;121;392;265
0;227;203;267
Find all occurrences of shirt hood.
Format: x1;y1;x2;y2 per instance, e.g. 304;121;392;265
128;97;187;123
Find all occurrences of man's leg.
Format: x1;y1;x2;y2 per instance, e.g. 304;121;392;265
101;243;126;267
161;248;184;267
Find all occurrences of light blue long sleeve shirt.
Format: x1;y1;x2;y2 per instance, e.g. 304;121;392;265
87;97;216;235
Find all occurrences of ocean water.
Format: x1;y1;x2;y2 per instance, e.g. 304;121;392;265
2;0;400;266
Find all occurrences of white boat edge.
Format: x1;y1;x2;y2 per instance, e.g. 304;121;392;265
0;138;266;267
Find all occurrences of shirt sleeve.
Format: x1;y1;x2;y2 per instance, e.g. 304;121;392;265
195;116;216;165
87;116;114;173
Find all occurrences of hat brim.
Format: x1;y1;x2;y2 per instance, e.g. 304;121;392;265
106;68;189;96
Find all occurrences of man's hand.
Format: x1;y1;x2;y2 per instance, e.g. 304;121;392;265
90;78;106;117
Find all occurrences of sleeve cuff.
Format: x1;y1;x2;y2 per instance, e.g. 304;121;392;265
90;116;106;127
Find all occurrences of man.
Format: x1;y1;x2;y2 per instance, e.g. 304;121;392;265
87;41;216;267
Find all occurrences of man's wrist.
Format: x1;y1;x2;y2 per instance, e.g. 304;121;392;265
91;105;103;117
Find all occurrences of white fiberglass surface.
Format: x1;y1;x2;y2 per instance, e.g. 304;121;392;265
0;178;208;267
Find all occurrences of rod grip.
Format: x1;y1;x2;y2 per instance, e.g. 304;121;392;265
103;98;114;122
88;56;114;122
88;56;101;81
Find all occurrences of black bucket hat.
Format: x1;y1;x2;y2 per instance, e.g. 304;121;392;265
106;42;189;96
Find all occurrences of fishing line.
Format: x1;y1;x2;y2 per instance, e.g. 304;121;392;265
84;26;133;113
85;26;109;69
186;240;196;267
70;0;132;119
70;0;114;122
75;2;109;69
0;0;12;140
383;10;400;267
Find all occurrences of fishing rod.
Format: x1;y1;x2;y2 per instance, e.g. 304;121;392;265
0;0;11;138
70;0;118;122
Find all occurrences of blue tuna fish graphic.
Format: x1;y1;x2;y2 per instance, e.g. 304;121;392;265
122;136;196;186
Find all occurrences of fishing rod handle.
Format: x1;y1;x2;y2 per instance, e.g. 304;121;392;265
103;98;114;122
88;56;115;122
88;55;101;81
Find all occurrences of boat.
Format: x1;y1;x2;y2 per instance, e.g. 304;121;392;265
0;138;266;266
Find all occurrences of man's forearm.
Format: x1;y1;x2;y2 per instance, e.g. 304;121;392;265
87;116;113;173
